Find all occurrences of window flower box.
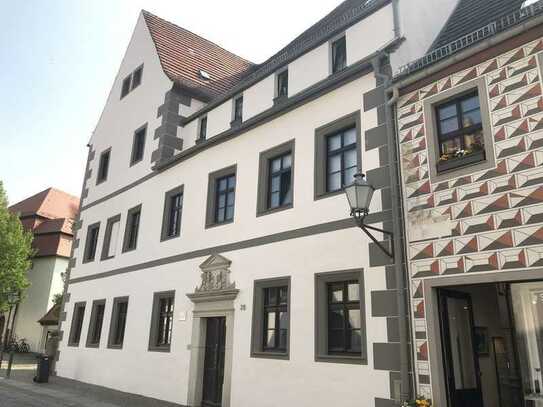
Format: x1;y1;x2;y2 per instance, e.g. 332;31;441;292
437;149;485;173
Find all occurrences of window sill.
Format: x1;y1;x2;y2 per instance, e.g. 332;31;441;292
100;255;115;262
437;150;485;174
107;344;123;350
148;345;171;353
96;178;107;186
256;203;293;218
315;353;366;365
205;219;234;229
273;95;288;106
195;137;206;145
314;188;345;201
160;233;181;242
230;119;242;128
85;343;100;348
122;246;137;254
67;342;80;347
82;258;95;264
129;158;143;167
251;350;289;360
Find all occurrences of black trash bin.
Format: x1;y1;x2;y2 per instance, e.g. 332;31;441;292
34;354;50;383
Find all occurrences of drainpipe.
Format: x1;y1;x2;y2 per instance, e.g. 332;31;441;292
391;0;401;39
372;55;412;405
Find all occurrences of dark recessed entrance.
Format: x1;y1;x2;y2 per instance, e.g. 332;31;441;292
437;282;543;407
202;317;226;407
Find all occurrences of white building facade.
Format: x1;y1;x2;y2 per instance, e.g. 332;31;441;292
55;1;459;406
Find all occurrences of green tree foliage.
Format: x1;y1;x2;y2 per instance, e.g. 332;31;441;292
0;181;34;311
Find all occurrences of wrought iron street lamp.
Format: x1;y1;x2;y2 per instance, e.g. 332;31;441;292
345;173;394;260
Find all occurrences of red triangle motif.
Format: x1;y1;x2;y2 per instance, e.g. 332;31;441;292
494;127;506;141
481;59;498;75
489;85;500;98
504;48;526;66
440;78;452;91
529;41;543;55
458;67;478;84
493;96;507;111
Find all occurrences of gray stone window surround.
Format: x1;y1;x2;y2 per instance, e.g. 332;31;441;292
68;301;86;347
314;268;367;364
423;77;495;184
122;204;142;253
100;214;121;261
161;185;184;241
96;148;111;185
329;32;347;76
273;68;289;106
107;296;129;349
256;140;295;217
205;165;237;229
130;123;147;166
148;290;175;352
82;222;100;264
314;110;362;200
86;299;106;348
250;276;291;360
231;94;243;127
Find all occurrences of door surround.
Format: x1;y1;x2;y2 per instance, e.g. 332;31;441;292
186;254;239;407
422;268;543;407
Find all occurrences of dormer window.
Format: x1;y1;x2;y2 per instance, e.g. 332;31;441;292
331;36;347;74
120;64;144;99
199;70;211;80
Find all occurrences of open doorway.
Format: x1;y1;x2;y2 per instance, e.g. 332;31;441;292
437;281;543;407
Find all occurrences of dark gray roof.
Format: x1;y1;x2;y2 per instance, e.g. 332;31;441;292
432;0;525;49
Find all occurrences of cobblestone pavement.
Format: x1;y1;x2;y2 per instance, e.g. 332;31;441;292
0;353;181;407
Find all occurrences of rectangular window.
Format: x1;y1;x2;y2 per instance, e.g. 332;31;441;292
315;112;360;199
251;277;291;359
331;36;347;74
130;124;147;165
161;186;184;241
101;214;120;260
86;299;106;348
257;140;295;216
315;269;366;364
206;165;237;227
268;152;292;209
435;92;485;172
83;222;100;263
131;65;143;90
263;286;289;352
233;95;243;124
68;302;86;347
276;70;288;99
108;296;129;349
97;149;111;184
327;281;362;355
120;65;143;98
149;291;175;352
215;174;236;224
326;127;358;192
121;76;131;98
198;116;207;141
122;204;141;252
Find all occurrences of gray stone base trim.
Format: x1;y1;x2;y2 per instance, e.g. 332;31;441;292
368;241;393;267
375;398;396;407
371;290;399;317
363;85;385;111
365;124;387;151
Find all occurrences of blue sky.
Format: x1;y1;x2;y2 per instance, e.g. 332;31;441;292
0;0;341;205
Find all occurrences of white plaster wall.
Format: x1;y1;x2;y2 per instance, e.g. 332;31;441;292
85;12;172;206
346;3;395;65
390;0;460;72
243;74;274;121
58;72;393;405
289;43;329;96
59;229;389;406
14;257;67;351
207;100;232;139
71;75;377;277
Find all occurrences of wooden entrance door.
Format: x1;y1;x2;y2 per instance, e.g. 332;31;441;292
439;289;484;407
202;317;226;407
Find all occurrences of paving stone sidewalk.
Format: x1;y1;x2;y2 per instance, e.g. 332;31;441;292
0;353;182;407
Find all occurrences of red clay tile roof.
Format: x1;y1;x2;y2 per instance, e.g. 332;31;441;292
142;10;255;99
38;303;60;326
34;218;74;236
9;188;79;220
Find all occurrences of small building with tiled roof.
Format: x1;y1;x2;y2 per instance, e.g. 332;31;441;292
4;188;79;353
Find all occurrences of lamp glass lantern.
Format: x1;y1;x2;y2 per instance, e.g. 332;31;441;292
345;173;375;217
